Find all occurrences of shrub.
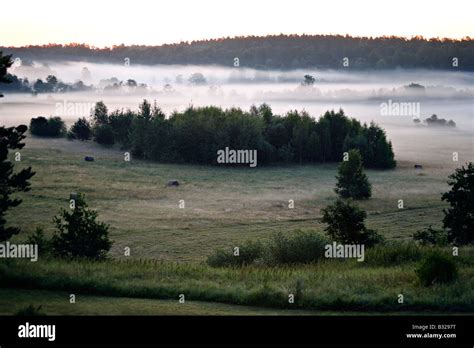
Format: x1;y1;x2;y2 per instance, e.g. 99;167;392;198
30;116;66;137
69;117;92;140
207;231;329;267
265;231;329;265
94;124;115;146
321;199;383;247
413;226;449;246
29;117;49;136
52;194;112;260
206;240;263;267
416;252;458;286
25;227;51;255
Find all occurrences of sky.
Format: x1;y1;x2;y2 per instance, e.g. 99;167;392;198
3;0;473;47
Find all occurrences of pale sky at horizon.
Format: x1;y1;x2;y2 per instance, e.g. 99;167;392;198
2;0;473;47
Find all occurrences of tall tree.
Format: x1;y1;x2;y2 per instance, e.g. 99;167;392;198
0;51;13;84
0;125;36;241
91;101;109;126
441;163;474;245
335;149;372;199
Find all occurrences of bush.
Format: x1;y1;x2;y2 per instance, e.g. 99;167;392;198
207;231;329;267
416;252;458;286
321;199;383;247
30;116;66;137
52;194;112;260
69;117;92;140
29;117;49;135
265;231;329;265
206;240;263;267
413;226;448;246
94;124;115;146
25;227;51;255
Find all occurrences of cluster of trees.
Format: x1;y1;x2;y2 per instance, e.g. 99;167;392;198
30;116;66;137
32;74;91;93
414;114;457;127
0;73;31;93
1;73;92;94
3;35;474;70
76;100;396;168
0;52;92;94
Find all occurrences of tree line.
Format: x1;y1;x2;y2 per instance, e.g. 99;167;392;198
3;34;474;70
67;100;396;169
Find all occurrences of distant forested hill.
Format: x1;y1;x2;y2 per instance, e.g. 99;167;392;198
2;35;473;70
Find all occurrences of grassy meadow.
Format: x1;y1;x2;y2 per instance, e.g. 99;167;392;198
1;129;473;315
7;134;466;261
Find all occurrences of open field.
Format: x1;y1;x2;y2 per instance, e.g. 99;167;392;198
6;129;472;262
1;126;472;315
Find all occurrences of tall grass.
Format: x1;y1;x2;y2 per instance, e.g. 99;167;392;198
1;251;473;312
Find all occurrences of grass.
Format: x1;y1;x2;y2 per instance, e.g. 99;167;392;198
0;289;319;316
1;134;473;315
4;288;467;316
1;252;473;313
7;136;466;261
